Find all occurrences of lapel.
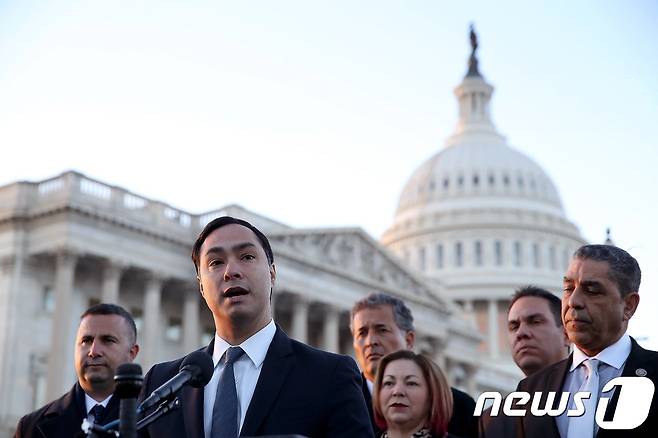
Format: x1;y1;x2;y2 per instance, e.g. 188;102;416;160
239;326;294;437
524;356;571;438
596;337;655;438
37;384;86;438
183;341;215;438
619;337;654;378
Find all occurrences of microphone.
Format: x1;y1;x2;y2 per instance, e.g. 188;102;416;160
138;351;213;414
114;363;143;438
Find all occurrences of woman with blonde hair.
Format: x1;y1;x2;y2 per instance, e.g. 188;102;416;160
373;350;456;438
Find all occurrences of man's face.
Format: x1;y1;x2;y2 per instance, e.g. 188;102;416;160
507;296;569;376
352;305;414;382
562;257;639;356
198;224;275;338
74;314;138;398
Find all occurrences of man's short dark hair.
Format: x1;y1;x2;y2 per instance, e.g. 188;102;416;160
350;293;414;332
573;244;641;297
81;303;137;343
191;216;274;275
508;285;562;327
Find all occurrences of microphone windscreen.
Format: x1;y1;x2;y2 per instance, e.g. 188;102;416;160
180;351;214;387
115;363;143;380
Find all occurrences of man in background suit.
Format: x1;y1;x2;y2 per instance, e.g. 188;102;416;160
517;244;658;437
14;304;139;438
140;216;373;438
479;286;569;438
350;293;478;438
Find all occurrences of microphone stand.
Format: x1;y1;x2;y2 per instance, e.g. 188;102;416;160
96;397;181;436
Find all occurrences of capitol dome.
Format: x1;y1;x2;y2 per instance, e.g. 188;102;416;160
381;29;585;386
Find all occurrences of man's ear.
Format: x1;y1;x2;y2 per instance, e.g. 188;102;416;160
130;344;140;361
405;330;416;349
622;292;640;322
197;276;204;297
270;263;276;286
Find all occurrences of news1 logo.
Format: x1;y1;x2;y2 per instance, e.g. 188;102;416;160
474;377;655;430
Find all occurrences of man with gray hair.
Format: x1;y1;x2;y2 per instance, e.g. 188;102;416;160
517;244;658;437
350;292;478;438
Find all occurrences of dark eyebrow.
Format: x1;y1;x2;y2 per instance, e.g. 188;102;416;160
204;242;257;257
581;280;603;288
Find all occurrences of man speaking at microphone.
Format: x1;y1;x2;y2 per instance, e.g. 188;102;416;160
139;216;373;438
14;304;140;437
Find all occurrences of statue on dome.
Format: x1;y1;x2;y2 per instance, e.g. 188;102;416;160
467;23;481;77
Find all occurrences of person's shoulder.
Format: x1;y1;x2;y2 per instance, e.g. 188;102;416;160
451;386;476;406
288;337;351;363
143;352;193;384
15;392;69;435
518;357;569;389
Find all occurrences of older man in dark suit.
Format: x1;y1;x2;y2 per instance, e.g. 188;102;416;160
140;216;373;438
517;244;658;437
14;304;139;438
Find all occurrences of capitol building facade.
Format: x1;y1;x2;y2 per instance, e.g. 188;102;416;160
0;44;585;434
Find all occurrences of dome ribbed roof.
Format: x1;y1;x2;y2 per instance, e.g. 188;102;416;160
395;141;565;218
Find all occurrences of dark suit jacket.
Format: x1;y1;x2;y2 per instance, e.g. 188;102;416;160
478;406;516;438
140;327;374;438
516;337;658;438
360;372;477;438
14;383;119;438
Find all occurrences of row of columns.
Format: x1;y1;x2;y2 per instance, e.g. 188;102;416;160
45;253;201;400
288;296;341;353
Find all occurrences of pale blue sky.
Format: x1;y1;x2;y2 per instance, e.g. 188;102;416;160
1;1;656;347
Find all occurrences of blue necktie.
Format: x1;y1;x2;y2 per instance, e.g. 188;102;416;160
211;347;245;438
90;404;106;424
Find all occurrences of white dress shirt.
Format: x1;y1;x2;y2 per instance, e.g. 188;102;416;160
84;393;113;421
556;333;631;437
203;319;276;438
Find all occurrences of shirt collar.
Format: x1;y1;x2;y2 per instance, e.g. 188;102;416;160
212;319;276;368
570;332;631;371
84;392;113;414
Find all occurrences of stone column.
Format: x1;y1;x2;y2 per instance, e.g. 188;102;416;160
464;364;477;396
488;299;499;358
142;274;163;367
290;295;309;343
101;260;123;304
463;299;475;325
182;288;201;352
46;250;77;400
321;304;340;353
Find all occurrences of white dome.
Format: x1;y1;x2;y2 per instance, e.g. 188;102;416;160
395;141;565;221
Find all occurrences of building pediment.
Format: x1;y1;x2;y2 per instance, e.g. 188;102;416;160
268;227;449;312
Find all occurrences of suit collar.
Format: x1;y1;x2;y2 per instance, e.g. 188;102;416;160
621;336;655;378
38;384;88;438
239;325;294;437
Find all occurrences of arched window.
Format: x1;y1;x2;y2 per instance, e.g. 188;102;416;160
436;244;444;269
494;240;503;266
475;240;483;266
514;241;522;267
533;243;541;268
455;242;463;267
